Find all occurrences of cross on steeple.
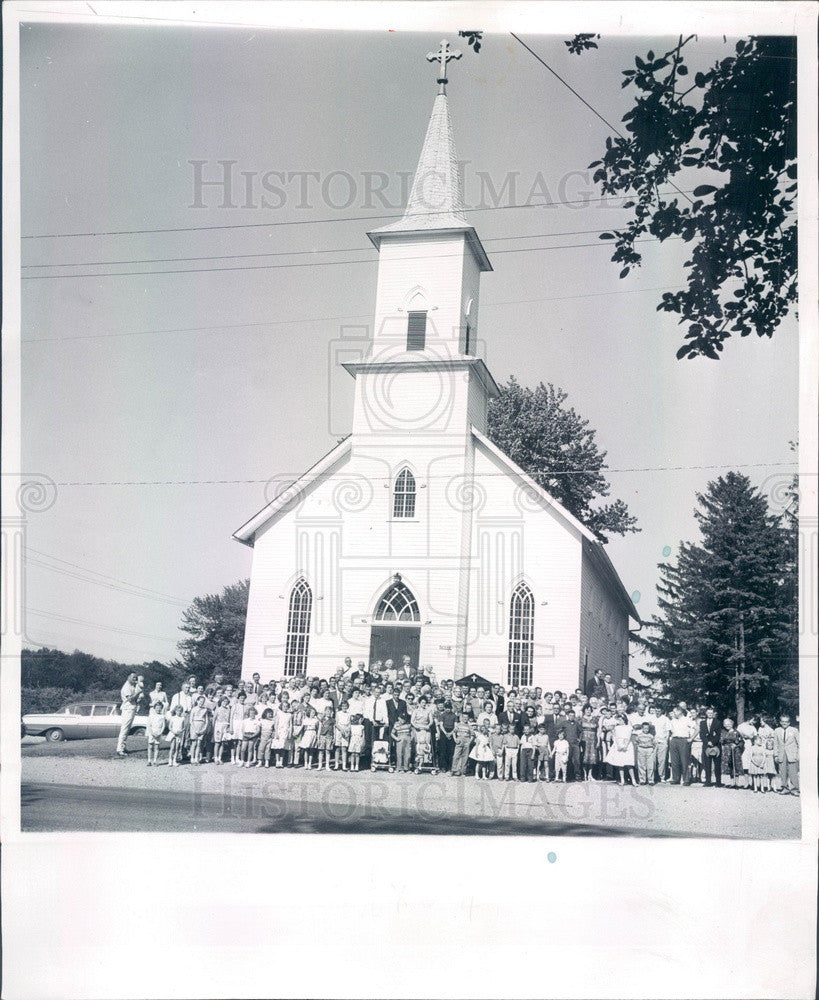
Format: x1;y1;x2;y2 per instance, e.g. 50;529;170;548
426;39;462;94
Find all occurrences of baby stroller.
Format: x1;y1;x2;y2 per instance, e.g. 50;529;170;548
370;725;394;773
414;729;439;775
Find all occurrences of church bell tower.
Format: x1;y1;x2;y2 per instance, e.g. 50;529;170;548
343;40;498;441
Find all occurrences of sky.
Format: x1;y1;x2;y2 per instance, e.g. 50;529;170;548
19;23;799;668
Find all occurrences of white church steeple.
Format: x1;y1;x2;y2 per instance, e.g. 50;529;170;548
365;42;492;363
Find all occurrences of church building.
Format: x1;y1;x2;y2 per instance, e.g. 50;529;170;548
234;42;639;691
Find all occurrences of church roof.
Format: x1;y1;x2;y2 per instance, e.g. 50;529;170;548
471;427;640;622
367;92;492;271
232;436;352;546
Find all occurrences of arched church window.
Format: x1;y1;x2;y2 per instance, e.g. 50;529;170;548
407;310;427;351
393;467;416;519
507;582;534;688
284;578;312;676
374;579;420;622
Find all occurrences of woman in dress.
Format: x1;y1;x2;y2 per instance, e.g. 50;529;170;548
720;718;744;788
604;713;636;785
228;691;247;765
580;705;599;781
272;692;293;768
598;707;616;780
736;718;757;789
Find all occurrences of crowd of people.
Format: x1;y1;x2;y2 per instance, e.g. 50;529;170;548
115;661;800;795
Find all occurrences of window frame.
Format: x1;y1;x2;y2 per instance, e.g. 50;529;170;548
392;467;417;520
284;578;312;677
507;582;535;688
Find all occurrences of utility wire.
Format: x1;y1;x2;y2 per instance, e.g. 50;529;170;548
509;33;696;208
47;461;796;488
21;224;654;269
21;236;681;281
24;548;189;607
27;607;181;644
20;190;682;240
21;282;687;345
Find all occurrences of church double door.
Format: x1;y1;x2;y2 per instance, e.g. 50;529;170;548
368;625;421;672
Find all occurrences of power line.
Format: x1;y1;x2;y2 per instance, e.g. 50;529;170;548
509;33;695;208
48;461;796;488
27;607;181;644
20;190;682;240
21;236;680;281
21;224;647;269
21;282;687;345
24;629;175;662
24;546;189;606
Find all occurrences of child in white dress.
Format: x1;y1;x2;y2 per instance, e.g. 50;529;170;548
146;701;167;766
348;714;365;771
299;706;319;769
334;701;351;771
468;723;494;780
212;697;231;764
552;731;570;782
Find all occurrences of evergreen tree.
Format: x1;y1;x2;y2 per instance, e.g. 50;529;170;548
640;472;795;720
487;377;639;542
174;579;249;683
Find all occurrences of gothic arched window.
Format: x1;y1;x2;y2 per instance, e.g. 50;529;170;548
507;582;534;687
284;578;312;676
374;579;420;622
393;467;416;519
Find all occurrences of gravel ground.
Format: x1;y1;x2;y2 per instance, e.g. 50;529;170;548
20;737;801;837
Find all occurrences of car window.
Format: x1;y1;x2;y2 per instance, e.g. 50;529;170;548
76;705;94;716
91;705;111;716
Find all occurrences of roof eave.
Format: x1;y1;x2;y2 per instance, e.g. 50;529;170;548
366;226;492;272
232;437;352;546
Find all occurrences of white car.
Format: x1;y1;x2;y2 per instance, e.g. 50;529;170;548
22;702;150;742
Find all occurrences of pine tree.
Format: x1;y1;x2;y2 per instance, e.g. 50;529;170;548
640;472;794;721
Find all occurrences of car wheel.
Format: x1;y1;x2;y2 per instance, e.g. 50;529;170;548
129;727;146;739
45;728;65;742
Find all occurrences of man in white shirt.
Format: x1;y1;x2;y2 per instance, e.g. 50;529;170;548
309;688;331;717
649;706;672;781
116;672;142;756
373;685;391;736
668;707;692;784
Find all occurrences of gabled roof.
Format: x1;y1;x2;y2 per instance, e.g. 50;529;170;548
471;427;640;622
232;437;352;546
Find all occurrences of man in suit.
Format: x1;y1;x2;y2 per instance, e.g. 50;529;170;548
499;699;521;734
603;673;616;703
562;710;582;781
774;715;800;795
699;707;722;786
586;669;606;700
384;685;407;767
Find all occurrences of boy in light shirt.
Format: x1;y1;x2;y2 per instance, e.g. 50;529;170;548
532;723;551;781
